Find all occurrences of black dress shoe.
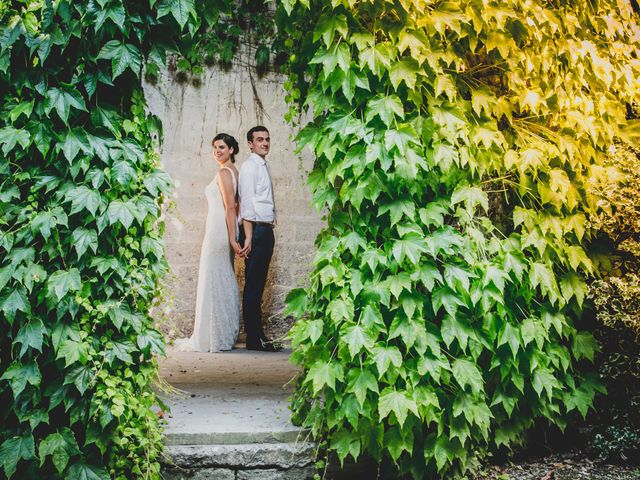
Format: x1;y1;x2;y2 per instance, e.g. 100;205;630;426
246;339;282;352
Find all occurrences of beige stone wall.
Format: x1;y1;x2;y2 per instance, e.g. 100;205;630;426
143;58;322;341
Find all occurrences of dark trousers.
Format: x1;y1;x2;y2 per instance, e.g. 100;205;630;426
239;223;274;345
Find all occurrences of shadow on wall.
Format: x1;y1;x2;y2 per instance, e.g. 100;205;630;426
143;53;322;343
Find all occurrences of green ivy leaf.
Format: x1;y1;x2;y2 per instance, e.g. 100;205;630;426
106;200;137;229
59;128;92;163
31;210;57;240
0;265;13;291
65;186;102;216
157;0;196;29
379;199;415;226
0;361;41;398
342;231;367;255
530;262;560;304
378;388;419;427
450;184;489;216
497;321;521;359
417;355;450;384
348;369;379;406
307;361;344;393
47;269;81;301
44;88;87;124
482;265;509;293
0;434;35;479
105;339;135;364
330;430;361;464
72;228;98;258
342;324;374;358
490;389;518;417
532;367;559;401
520;317;548;349
440;315;472;351
385;426;413;461
559;272;587;307
57;338;89;368
314;14;348;47
452;358;484;394
365;95;404;127
564;375;599;418
418;202;448;228
503;251;526;282
65;365;92;394
443;264;474;293
387;273;412;300
8;100;34;122
143;169;173;196
432;287;465;317
392;235;427;265
372;345;403;377
1;287;31;323
411;262;443;292
111;160;138;186
97;41;142;79
0;126;31;154
389;59;420;90
14;319;46;356
572;332;598;362
64;463;110;480
38;429;80;474
327;297;354;322
424;227;465;258
359;42;393;77
136;329;165;355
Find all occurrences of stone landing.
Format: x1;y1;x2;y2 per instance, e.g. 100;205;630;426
158;349;317;480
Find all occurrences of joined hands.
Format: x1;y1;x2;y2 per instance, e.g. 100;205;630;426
231;240;251;258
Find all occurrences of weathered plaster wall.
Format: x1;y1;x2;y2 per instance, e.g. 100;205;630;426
143;57;322;341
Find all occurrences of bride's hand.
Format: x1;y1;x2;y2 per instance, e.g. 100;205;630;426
231;241;244;256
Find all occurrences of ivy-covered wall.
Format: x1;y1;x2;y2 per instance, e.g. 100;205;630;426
281;0;640;478
0;1;193;478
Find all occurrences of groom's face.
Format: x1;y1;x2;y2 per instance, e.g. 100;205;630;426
248;130;270;158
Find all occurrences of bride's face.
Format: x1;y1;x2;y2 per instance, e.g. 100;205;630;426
213;140;233;163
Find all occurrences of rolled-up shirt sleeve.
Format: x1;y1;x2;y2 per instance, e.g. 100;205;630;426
239;161;257;222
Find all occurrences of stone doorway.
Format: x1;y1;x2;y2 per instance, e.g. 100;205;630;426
143;56;322;345
143;54;323;479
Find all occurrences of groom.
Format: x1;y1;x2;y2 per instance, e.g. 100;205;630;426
238;126;280;352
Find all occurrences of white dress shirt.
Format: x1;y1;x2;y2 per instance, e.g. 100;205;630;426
239;153;276;224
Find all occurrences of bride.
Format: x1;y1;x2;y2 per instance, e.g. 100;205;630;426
176;133;246;352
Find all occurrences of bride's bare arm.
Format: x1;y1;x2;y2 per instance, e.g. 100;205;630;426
242;219;253;257
217;170;243;256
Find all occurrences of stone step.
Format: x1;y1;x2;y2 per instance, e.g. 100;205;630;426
162;442;317;480
165;428;309;446
159;351;319;479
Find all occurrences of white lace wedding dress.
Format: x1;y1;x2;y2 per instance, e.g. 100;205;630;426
175;166;240;352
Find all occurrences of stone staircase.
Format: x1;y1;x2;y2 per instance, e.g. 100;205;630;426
158;350;318;480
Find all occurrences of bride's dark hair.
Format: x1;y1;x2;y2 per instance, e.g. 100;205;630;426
211;133;239;163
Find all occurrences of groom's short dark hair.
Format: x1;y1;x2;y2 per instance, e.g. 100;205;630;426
247;126;269;142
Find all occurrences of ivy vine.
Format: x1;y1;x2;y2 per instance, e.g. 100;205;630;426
0;0;198;478
146;0;287;85
281;0;640;478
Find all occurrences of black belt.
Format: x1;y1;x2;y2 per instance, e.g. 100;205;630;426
253;221;274;228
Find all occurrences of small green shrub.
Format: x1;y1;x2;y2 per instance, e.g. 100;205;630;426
586;144;640;463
